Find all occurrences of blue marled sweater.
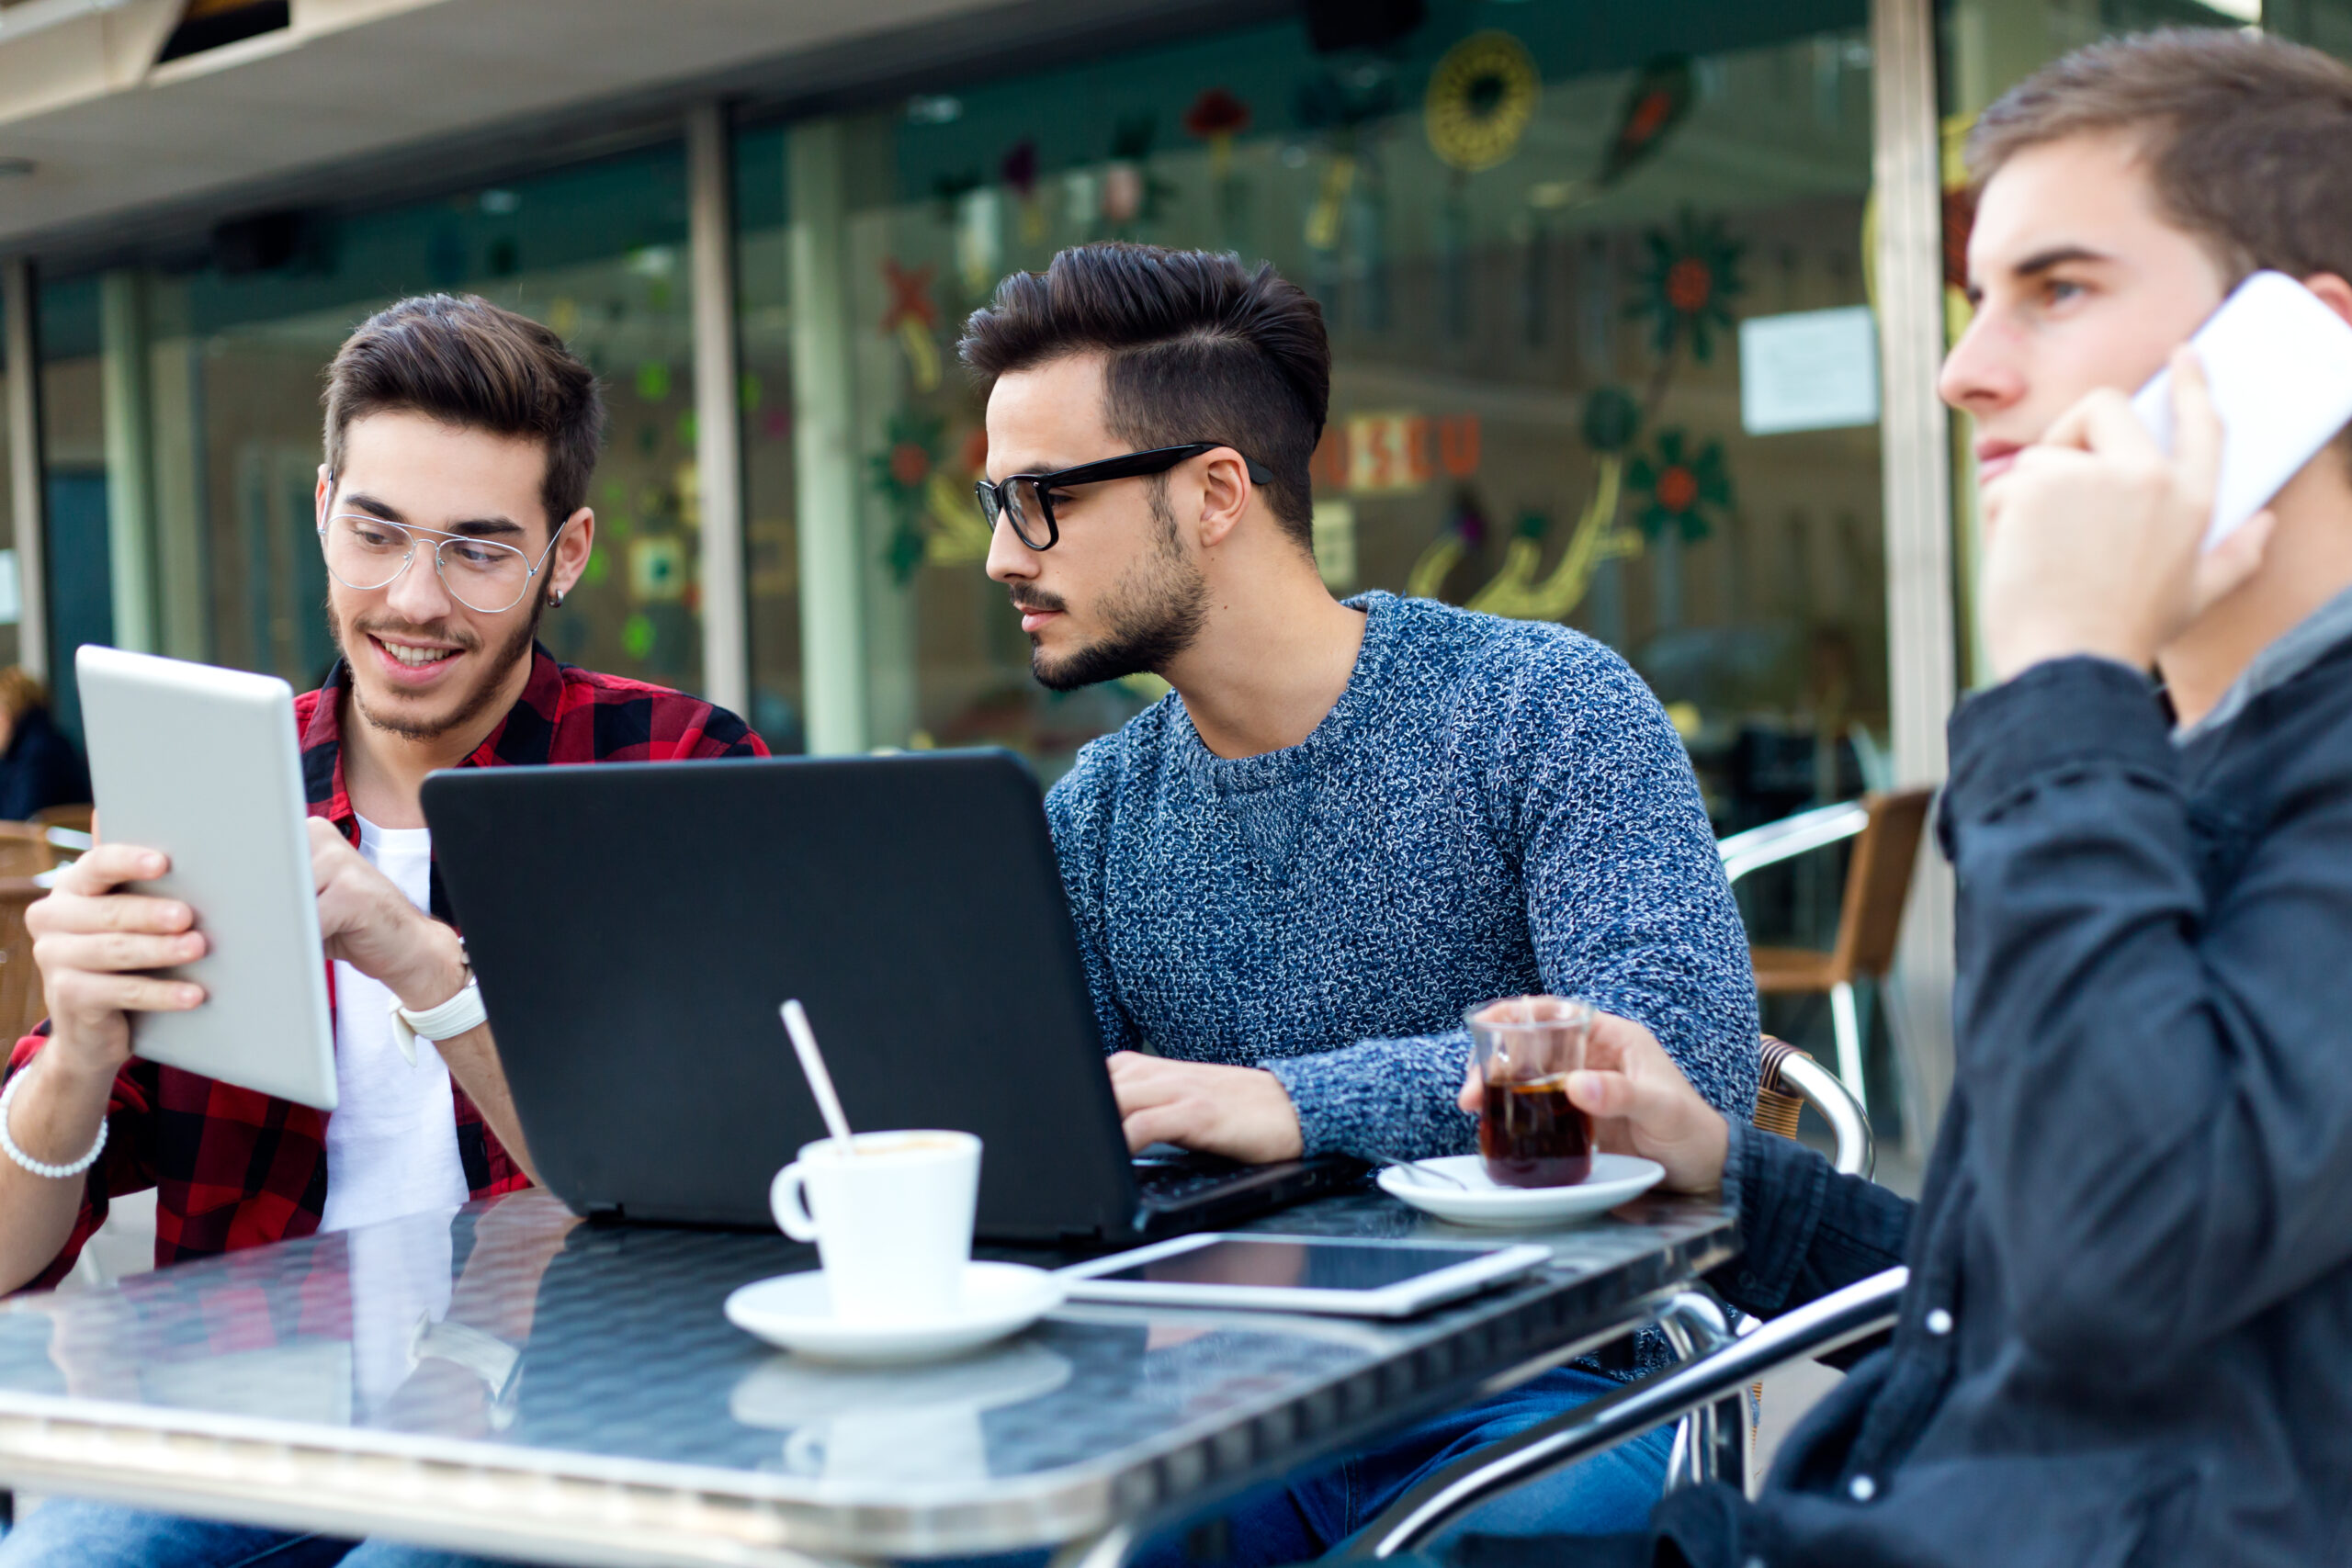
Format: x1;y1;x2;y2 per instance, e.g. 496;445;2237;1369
1046;591;1759;1159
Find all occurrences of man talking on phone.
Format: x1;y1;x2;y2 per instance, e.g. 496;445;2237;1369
1443;29;2352;1566
0;296;763;1568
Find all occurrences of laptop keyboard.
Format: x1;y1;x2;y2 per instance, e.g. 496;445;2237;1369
1133;1156;1251;1206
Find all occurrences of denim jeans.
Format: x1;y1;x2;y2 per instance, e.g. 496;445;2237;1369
933;1364;1670;1568
1129;1365;1671;1568
0;1501;514;1568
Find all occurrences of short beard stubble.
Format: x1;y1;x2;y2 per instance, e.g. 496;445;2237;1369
334;592;546;743
1026;486;1208;693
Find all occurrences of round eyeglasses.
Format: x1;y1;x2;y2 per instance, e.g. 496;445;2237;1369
319;513;565;615
975;442;1273;552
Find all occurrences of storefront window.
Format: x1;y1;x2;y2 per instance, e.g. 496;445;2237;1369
55;143;701;704
784;2;1895;823
2270;0;2352;51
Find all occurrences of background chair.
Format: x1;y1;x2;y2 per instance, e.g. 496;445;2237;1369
1717;788;1933;1113
31;803;94;855
0;822;69;880
0;824;70;1048
0;875;46;1045
29;803;92;835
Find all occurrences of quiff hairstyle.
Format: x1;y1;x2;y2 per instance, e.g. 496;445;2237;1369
322;293;605;532
957;244;1330;553
1967;28;2352;287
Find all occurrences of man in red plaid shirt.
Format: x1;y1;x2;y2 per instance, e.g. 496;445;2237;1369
0;294;765;1305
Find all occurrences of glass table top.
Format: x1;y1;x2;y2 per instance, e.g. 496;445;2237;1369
0;1187;1734;1558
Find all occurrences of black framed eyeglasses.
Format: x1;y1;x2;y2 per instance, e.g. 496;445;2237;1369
974;442;1274;552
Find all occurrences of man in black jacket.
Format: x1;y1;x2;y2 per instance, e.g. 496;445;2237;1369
1464;30;2352;1566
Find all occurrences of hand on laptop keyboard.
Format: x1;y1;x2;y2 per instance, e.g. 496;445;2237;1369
1106;1052;1305;1163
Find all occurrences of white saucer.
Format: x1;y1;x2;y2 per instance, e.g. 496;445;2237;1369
1377;1153;1667;1228
725;1261;1065;1366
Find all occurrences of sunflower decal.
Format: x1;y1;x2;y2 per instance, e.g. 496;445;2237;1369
1627;430;1732;546
1634;209;1744;363
1425;31;1541;173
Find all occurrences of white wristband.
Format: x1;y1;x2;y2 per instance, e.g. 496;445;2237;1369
390;976;488;1066
0;1065;107;1181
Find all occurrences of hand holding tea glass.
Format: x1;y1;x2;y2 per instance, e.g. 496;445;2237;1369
1459;1005;1729;1195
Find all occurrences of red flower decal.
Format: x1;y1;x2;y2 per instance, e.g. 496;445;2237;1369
889;443;932;489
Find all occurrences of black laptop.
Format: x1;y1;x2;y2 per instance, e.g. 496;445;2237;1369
421;750;1363;1247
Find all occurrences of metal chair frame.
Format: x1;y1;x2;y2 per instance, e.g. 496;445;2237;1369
1341;1266;1908;1558
1336;1046;1883;1558
1718;802;1871;1105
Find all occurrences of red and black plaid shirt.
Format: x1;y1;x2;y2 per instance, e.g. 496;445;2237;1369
5;647;766;1292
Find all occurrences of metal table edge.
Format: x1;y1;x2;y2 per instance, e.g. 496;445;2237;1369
0;1215;1736;1562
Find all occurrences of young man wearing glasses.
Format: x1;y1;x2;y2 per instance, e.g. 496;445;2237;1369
0;292;763;1568
962;245;1759;1556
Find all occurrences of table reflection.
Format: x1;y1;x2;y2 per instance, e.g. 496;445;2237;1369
0;1193;1412;1486
732;1340;1072;1484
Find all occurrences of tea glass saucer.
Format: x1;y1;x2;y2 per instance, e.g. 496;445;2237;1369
1376;1153;1666;1228
725;1261;1065;1365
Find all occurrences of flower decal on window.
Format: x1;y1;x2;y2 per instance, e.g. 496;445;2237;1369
870;412;944;583
1425;31;1542;173
1627;429;1732;546
1633;209;1744;363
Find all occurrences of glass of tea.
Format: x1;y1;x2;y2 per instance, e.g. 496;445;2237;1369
1465;996;1597;1188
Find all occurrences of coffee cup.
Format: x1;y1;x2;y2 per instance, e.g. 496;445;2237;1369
769;1130;982;1323
1465;996;1596;1189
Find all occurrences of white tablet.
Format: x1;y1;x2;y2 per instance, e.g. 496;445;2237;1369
1056;1234;1552;1318
75;647;337;1110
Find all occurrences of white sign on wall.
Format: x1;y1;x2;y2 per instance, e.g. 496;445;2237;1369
1739;306;1881;435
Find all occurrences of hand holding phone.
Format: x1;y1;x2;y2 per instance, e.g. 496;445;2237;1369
2131;270;2352;551
1981;348;2244;682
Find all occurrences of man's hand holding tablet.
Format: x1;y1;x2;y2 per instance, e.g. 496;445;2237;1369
31;842;210;1066
0;820;542;1289
0;842;209;1291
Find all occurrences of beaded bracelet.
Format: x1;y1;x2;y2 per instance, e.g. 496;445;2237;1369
0;1064;107;1180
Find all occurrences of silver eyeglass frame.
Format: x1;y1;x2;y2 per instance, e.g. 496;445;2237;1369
317;511;568;615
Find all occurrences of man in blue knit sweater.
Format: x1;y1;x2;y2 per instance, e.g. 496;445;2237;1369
959;245;1759;1558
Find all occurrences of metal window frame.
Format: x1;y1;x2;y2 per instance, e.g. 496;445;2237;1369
1869;0;1959;1149
688;100;750;719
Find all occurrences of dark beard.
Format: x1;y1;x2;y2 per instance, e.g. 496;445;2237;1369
333;595;544;742
1027;496;1207;692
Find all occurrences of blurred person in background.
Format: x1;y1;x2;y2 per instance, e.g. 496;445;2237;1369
0;670;87;824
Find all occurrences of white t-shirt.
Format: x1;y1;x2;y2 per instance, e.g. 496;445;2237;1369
318;814;470;1235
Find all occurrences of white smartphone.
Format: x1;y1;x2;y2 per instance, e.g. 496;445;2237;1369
75;647;338;1110
2131;269;2352;552
1056;1234;1552;1318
